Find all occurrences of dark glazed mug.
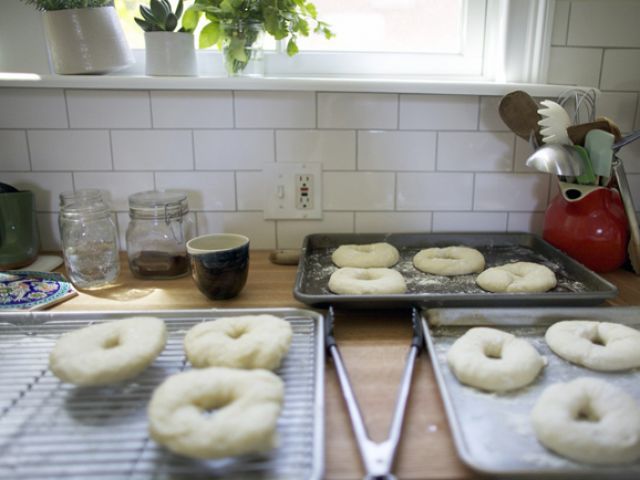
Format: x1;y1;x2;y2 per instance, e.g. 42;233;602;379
0;190;40;270
187;233;249;300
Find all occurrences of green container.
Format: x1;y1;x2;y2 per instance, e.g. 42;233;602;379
0;191;40;269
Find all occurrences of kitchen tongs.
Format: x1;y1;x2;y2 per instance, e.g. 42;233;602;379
325;307;424;480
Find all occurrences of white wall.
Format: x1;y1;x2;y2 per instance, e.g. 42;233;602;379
0;0;638;251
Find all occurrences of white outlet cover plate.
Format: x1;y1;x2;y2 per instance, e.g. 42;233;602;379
263;162;323;219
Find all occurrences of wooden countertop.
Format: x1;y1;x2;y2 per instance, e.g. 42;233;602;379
52;251;640;480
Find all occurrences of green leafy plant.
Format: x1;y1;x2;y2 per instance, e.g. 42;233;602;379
135;0;194;33
20;0;113;10
184;0;333;74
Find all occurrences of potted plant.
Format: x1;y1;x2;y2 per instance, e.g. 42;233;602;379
20;0;134;75
185;0;333;76
135;0;198;76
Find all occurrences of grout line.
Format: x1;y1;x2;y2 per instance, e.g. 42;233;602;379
190;130;196;170
148;91;154;128
231;91;237;128
108;130;115;170
315;91;319;128
396;93;401;130
62;89;71;128
597;48;605;90
564;1;571;46
24;130;33;171
471;173;476;211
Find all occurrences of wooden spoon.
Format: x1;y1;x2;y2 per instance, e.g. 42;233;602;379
499;91;543;145
566;120;613;146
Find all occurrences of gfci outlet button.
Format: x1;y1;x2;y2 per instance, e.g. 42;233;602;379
263;162;322;219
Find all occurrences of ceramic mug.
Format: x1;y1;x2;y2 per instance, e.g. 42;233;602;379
187;233;249;300
0;190;40;269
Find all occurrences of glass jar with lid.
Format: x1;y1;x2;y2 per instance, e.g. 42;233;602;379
126;190;194;279
58;189;120;289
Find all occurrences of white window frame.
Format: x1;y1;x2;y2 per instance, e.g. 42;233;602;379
0;0;556;88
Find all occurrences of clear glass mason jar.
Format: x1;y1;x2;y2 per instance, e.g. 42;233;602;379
58;189;120;290
126;190;194;279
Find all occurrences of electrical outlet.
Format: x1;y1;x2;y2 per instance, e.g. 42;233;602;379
296;174;313;210
263;162;322;219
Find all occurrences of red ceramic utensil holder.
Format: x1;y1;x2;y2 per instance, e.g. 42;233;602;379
543;185;629;272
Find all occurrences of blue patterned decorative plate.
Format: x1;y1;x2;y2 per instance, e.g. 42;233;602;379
0;271;77;311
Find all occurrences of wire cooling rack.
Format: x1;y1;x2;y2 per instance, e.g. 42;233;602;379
0;308;324;480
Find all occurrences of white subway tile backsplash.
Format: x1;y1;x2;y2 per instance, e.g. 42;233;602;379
235;91;315;128
0;130;29;170
318;93;397;129
507;212;545;235
37;212;61;251
620;141;640;173
323;172;394;211
514;137;537;173
397;173;474;211
358;131;436;171
155;171;235;211
474;173;550;211
73;171;154;211
151;90;233;128
196;212;276;249
277;212;354;249
568;0;640;48
479;97;509;132
601;50;640;92
438;132;514;172
66;90;151;128
547;47;602;87
355;212;432;233
276;130;355;169
597;92;638;133
28;130;111;171
194;130;273;170
0;172;72;211
0;88;67;128
112;130;193;170
236;171;265;210
399;94;478;130
551;0;570;46
432;212;507;232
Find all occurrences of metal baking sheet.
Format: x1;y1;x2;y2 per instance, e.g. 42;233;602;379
423;306;640;478
293;232;618;309
0;308;324;480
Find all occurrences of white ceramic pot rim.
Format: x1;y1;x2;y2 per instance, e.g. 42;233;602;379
187;233;249;254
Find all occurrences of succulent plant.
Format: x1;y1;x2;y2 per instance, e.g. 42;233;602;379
20;0;113;11
135;0;192;33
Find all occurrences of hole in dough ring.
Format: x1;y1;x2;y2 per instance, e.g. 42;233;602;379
413;246;485;275
148;367;284;459
446;327;545;392
49;317;167;386
331;242;400;268
476;262;557;293
531;377;640;464
328;267;407;295
184;315;293;370
545;320;640;371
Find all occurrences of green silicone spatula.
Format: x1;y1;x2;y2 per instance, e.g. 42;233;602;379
573;145;597;185
585;129;614;183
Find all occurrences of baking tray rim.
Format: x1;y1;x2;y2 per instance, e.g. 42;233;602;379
421;306;640;477
293;231;619;307
0;306;326;480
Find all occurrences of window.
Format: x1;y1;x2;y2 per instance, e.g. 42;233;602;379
114;0;500;79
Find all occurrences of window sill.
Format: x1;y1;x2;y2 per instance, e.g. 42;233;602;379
0;72;581;97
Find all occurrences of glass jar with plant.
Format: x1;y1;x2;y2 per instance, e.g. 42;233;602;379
135;0;198;76
184;0;333;76
20;0;134;74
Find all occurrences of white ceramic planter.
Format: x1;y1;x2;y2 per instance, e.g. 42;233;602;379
43;6;134;75
145;32;197;77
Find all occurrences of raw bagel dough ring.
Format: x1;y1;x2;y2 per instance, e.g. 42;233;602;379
332;242;400;268
49;317;167;386
545;320;640;371
476;262;557;293
446;327;545;392
148;367;284;459
328;267;407;295
531;377;640;464
413;246;485;275
184;315;293;370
